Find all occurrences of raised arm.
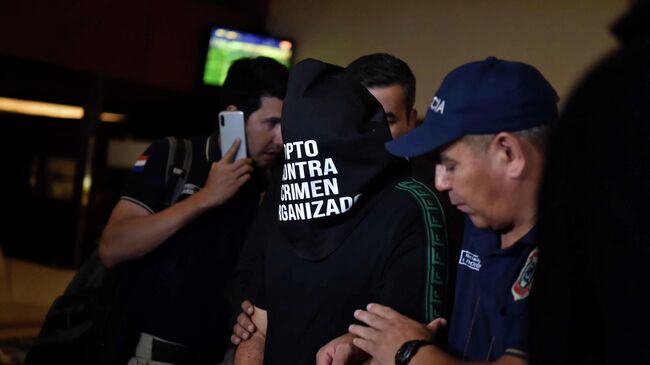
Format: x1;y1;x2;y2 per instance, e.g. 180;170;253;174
99;139;252;267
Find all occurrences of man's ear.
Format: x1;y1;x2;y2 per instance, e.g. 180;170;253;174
409;108;419;127
226;105;237;112
490;132;525;178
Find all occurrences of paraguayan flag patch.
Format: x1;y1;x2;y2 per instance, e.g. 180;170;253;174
132;155;148;172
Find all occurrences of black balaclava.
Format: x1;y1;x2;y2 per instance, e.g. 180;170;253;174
273;58;407;261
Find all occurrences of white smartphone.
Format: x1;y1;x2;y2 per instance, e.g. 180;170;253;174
218;111;247;161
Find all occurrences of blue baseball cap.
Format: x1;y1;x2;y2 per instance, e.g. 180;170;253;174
385;57;559;157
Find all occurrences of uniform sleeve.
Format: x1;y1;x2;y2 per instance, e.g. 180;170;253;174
372;204;428;323
504;245;539;359
120;139;169;214
503;299;531;359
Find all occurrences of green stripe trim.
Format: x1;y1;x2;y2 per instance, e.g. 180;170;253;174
396;178;449;322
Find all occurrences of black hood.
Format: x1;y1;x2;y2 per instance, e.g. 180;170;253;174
274;58;407;261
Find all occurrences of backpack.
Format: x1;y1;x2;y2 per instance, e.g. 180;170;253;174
25;137;193;365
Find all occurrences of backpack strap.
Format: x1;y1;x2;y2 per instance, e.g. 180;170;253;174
162;137;193;207
395;178;449;322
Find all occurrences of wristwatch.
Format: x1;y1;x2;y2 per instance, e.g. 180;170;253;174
395;339;432;365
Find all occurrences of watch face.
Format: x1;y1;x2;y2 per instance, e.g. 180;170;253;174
395;340;430;365
395;342;412;362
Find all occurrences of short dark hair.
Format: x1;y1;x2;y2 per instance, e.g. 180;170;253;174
346;53;416;113
464;125;551;154
220;57;289;121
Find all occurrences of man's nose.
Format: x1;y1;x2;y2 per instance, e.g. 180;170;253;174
434;164;451;191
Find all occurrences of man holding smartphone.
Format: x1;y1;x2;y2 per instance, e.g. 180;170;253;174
347;57;556;365
98;57;288;364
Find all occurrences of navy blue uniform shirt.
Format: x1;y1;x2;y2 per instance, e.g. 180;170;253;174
447;218;539;361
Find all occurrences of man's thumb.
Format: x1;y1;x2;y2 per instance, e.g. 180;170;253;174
426;317;448;332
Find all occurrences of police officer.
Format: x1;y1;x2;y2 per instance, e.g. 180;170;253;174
348;57;557;365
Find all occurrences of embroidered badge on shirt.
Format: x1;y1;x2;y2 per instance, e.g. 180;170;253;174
512;247;540;301
459;250;482;271
132;155;148;172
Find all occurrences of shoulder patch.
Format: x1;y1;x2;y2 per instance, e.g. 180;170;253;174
512;247;540;301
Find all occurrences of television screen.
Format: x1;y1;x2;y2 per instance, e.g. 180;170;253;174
203;27;293;86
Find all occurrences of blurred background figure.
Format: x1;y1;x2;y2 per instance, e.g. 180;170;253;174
531;1;650;364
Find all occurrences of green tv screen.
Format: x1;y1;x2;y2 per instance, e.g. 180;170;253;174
203;27;293;86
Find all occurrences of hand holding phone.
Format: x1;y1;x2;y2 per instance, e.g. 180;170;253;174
218;111;248;161
198;113;253;207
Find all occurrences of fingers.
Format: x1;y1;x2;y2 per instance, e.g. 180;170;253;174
229;159;253;184
426;317;448;333
231;306;256;345
241;299;255;315
233;322;251;339
232;160;254;177
222;138;242;162
209;157;251;184
366;303;400;320
211;158;251;176
231;334;241;345
232;320;252;345
237;311;256;333
230;157;253;169
237;173;252;184
427;317;448;345
332;344;353;365
315;350;333;365
348;324;377;341
351;337;372;356
354;309;389;330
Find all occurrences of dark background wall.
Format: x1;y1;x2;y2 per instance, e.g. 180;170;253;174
0;0;273;267
0;0;269;91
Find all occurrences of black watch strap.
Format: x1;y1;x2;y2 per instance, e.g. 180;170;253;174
395;339;432;365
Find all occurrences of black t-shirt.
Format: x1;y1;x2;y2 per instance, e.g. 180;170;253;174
253;179;447;365
119;132;264;361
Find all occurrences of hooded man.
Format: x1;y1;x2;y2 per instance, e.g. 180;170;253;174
233;59;451;365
